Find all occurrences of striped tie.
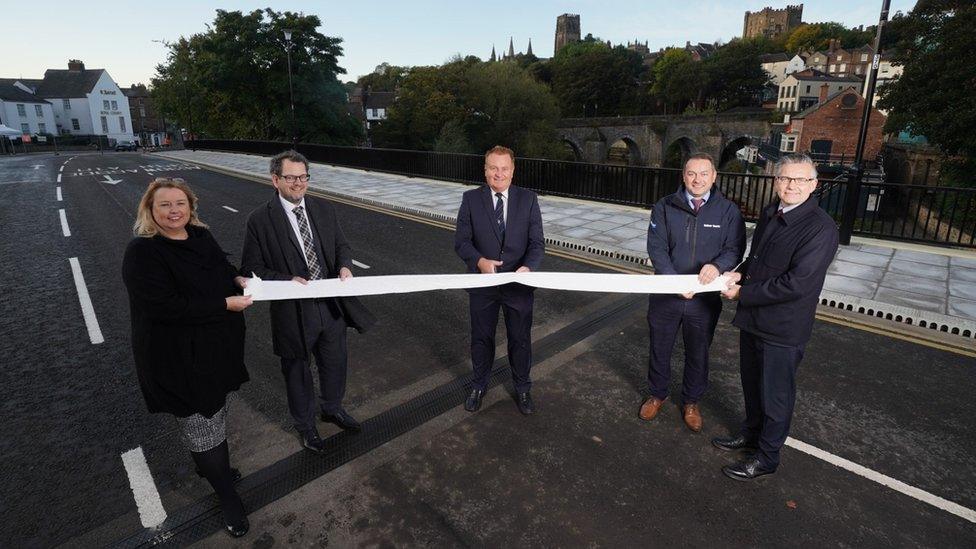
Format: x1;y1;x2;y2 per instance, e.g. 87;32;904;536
292;206;324;280
495;192;506;237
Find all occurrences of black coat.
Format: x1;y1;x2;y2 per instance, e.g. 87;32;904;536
647;186;746;275
122;225;248;418
240;194;376;359
732;196;839;347
454;185;545;273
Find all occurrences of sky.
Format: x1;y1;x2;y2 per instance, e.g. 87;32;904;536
0;1;917;87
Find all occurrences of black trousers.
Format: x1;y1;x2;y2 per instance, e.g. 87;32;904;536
646;293;721;403
280;299;347;433
738;330;805;470
468;284;534;393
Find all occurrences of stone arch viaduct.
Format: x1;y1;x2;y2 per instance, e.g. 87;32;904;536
557;112;772;168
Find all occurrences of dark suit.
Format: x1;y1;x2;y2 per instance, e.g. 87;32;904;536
455;185;544;392
241;194;375;433
732;196;838;469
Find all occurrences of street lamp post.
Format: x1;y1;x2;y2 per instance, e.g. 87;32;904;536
283;29;297;146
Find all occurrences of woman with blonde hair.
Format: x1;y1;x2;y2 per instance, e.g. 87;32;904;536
122;178;253;537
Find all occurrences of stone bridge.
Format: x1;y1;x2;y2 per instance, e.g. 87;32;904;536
557;112;772;168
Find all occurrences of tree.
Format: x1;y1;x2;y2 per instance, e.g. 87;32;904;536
550;40;646;117
357;63;408;92
878;1;976;164
701;39;768;110
150;8;360;144
784;22;873;53
650;49;702;114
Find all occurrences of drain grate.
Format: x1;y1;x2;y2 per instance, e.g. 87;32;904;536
110;296;643;548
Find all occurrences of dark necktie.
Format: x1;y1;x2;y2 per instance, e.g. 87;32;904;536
692;198;703;213
495;192;506;237
292;205;324;280
776;208;785;219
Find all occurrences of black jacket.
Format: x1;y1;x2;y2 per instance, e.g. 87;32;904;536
732;196;839;347
122;225;248;417
241;194;376;359
647;186;746;275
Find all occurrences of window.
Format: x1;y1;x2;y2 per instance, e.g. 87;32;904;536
139;106;146;117
17;104;26;117
111;100;118;110
861;53;868;62
100;116;108;133
840;63;847;72
38;123;46;133
35;105;43;117
377;108;385;117
103;100;110;110
805;85;811;94
836;55;842;61
71;118;80;130
855;66;862;74
829;64;836;73
119;116;126;133
21;123;29;133
63;99;71;110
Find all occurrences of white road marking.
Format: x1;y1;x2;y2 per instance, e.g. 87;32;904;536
222;205;239;213
59;165;64;173
57;173;62;183
352;260;371;269
59;209;71;237
101;175;122;185
68;257;104;344
56;187;62;201
32;164;42;170
121;447;167;528
786;437;976;524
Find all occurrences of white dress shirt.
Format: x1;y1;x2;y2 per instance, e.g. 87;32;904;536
493;188;509;223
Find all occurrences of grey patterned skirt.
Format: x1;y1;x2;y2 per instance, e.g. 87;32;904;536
174;406;227;452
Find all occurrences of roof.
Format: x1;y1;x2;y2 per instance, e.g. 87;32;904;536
123;85;149;98
34;68;106;98
364;91;395;109
787;68;862;83
759;53;790;63
0;79;50;103
792;87;861;119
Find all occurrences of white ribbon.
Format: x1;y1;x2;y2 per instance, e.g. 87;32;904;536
244;272;730;301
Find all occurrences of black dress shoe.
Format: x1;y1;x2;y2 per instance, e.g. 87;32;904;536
711;435;759;452
320;409;362;432
225;516;250;537
464;388;485;412
196;467;242;483
299;430;326;454
516;392;535;415
722;458;775;481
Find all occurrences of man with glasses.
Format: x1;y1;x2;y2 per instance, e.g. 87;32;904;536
242;150;375;453
713;153;839;480
641;152;745;432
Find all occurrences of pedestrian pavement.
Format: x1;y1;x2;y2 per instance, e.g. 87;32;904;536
152;149;976;337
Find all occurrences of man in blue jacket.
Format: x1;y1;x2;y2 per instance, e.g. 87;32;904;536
455;146;545;415
641;153;746;431
714;153;839;481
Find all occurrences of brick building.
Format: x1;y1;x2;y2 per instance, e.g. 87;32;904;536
781;85;887;161
122;84;171;147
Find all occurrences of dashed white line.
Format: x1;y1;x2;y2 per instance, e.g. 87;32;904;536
352;259;371;269
786;437;976;524
57;173;62;183
68;257;104;344
59;165;64;173
221;205;239;213
56;187;62;201
58;209;71;237
121;447;167;528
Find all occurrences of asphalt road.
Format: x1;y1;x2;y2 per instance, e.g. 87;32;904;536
0;151;972;547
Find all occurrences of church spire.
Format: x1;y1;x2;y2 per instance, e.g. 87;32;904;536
526;38;533;57
508;37;515;58
490;45;496;62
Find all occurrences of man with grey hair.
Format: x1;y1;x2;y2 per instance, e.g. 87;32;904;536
242;150;375;454
713;153;838;480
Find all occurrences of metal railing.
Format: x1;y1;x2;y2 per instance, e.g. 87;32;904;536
187;139;976;248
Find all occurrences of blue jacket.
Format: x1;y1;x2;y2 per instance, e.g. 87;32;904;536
732;196;839;347
455;184;545;274
647;186;746;276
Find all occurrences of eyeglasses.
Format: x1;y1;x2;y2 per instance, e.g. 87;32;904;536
278;174;310;183
774;176;816;185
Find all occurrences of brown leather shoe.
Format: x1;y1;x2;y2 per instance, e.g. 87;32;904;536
683;403;703;432
639;396;665;421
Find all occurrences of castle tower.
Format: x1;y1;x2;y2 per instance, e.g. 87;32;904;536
554;13;581;54
742;4;803;40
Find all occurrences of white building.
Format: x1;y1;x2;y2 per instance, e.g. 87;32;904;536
11;60;134;142
868;58;904;114
759;53;805;85
776;68;862;113
0;79;58;136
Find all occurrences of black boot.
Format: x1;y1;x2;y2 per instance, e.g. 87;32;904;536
190;440;249;537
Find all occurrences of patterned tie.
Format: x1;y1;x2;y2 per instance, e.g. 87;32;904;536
292;206;324;280
776;208;785;219
692;198;703;213
494;192;506;237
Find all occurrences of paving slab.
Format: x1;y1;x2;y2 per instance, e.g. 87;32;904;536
951;255;976;269
949;280;976;301
887;260;950;281
855;244;895;256
894;249;950;266
828;260;886;282
836;248;891;268
874;287;946;314
950;266;976;283
879;272;948;298
823;274;878;299
948;297;976;320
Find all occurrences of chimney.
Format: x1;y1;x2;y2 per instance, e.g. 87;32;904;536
68;59;85;71
819;83;830;104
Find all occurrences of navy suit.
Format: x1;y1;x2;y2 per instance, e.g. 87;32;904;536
732;196;838;469
455;185;544;392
